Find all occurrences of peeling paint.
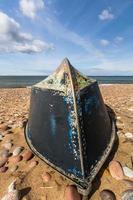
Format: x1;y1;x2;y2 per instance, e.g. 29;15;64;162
68;167;82;176
63;95;80;161
34;59;95;95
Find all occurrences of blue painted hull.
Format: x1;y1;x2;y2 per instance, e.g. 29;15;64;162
25;58;116;194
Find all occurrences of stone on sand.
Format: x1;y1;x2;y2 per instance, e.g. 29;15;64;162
109;160;124;180
100;189;116;200
9;155;22;164
122;190;133;200
29;160;38;168
0;157;8;167
65;185;82;200
2;142;12;150
125;132;133;139
0;124;9;131
123;180;133;188
0;133;3;140
22;150;33;161
0;149;10;158
10;165;18;173
0;166;8;173
42;172;51;182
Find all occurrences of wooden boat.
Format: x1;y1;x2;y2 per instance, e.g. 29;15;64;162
25;58;116;195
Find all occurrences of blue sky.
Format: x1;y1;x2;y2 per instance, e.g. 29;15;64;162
0;0;133;75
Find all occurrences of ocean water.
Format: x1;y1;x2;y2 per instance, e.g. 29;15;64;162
0;76;133;88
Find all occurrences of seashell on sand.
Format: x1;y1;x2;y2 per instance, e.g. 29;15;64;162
12;147;24;156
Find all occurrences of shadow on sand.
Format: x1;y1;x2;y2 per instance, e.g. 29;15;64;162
20;187;31;199
88;105;119;199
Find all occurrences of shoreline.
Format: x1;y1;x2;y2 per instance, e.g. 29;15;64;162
0;83;132;89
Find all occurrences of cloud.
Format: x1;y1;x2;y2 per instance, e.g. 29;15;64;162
100;36;124;47
99;9;114;20
114;36;124;43
100;39;110;46
19;0;44;19
0;11;54;54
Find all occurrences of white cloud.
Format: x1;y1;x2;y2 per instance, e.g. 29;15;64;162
19;0;44;19
0;11;54;54
114;36;124;43
100;39;110;46
99;9;114;20
100;36;124;47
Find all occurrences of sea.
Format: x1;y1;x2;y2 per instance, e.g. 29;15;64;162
0;76;133;88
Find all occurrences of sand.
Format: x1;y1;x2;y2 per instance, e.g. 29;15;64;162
0;84;133;200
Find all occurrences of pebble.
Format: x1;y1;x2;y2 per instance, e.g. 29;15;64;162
125;132;133;139
1;180;19;200
123;166;133;178
2;142;12;150
117;116;121;120
9;155;22;164
2;132;8;137
0;157;8;167
8;120;13;125
0;133;3;140
109;160;124;180
8;129;13;133
22;119;27;128
0;149;10;158
5;138;13;143
128;108;133;112
100;190;116;200
13;147;24;156
29;160;38;168
0;124;9;131
65;185;81;200
0;166;8;173
23;150;33;161
42;172;51;182
123;180;133;188
122;190;133;200
10;165;18;173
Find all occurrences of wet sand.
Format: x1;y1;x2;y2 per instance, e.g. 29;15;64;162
0;84;133;200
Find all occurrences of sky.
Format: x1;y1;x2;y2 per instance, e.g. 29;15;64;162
0;0;133;75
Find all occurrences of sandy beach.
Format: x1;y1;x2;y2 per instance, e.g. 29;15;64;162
0;84;133;200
